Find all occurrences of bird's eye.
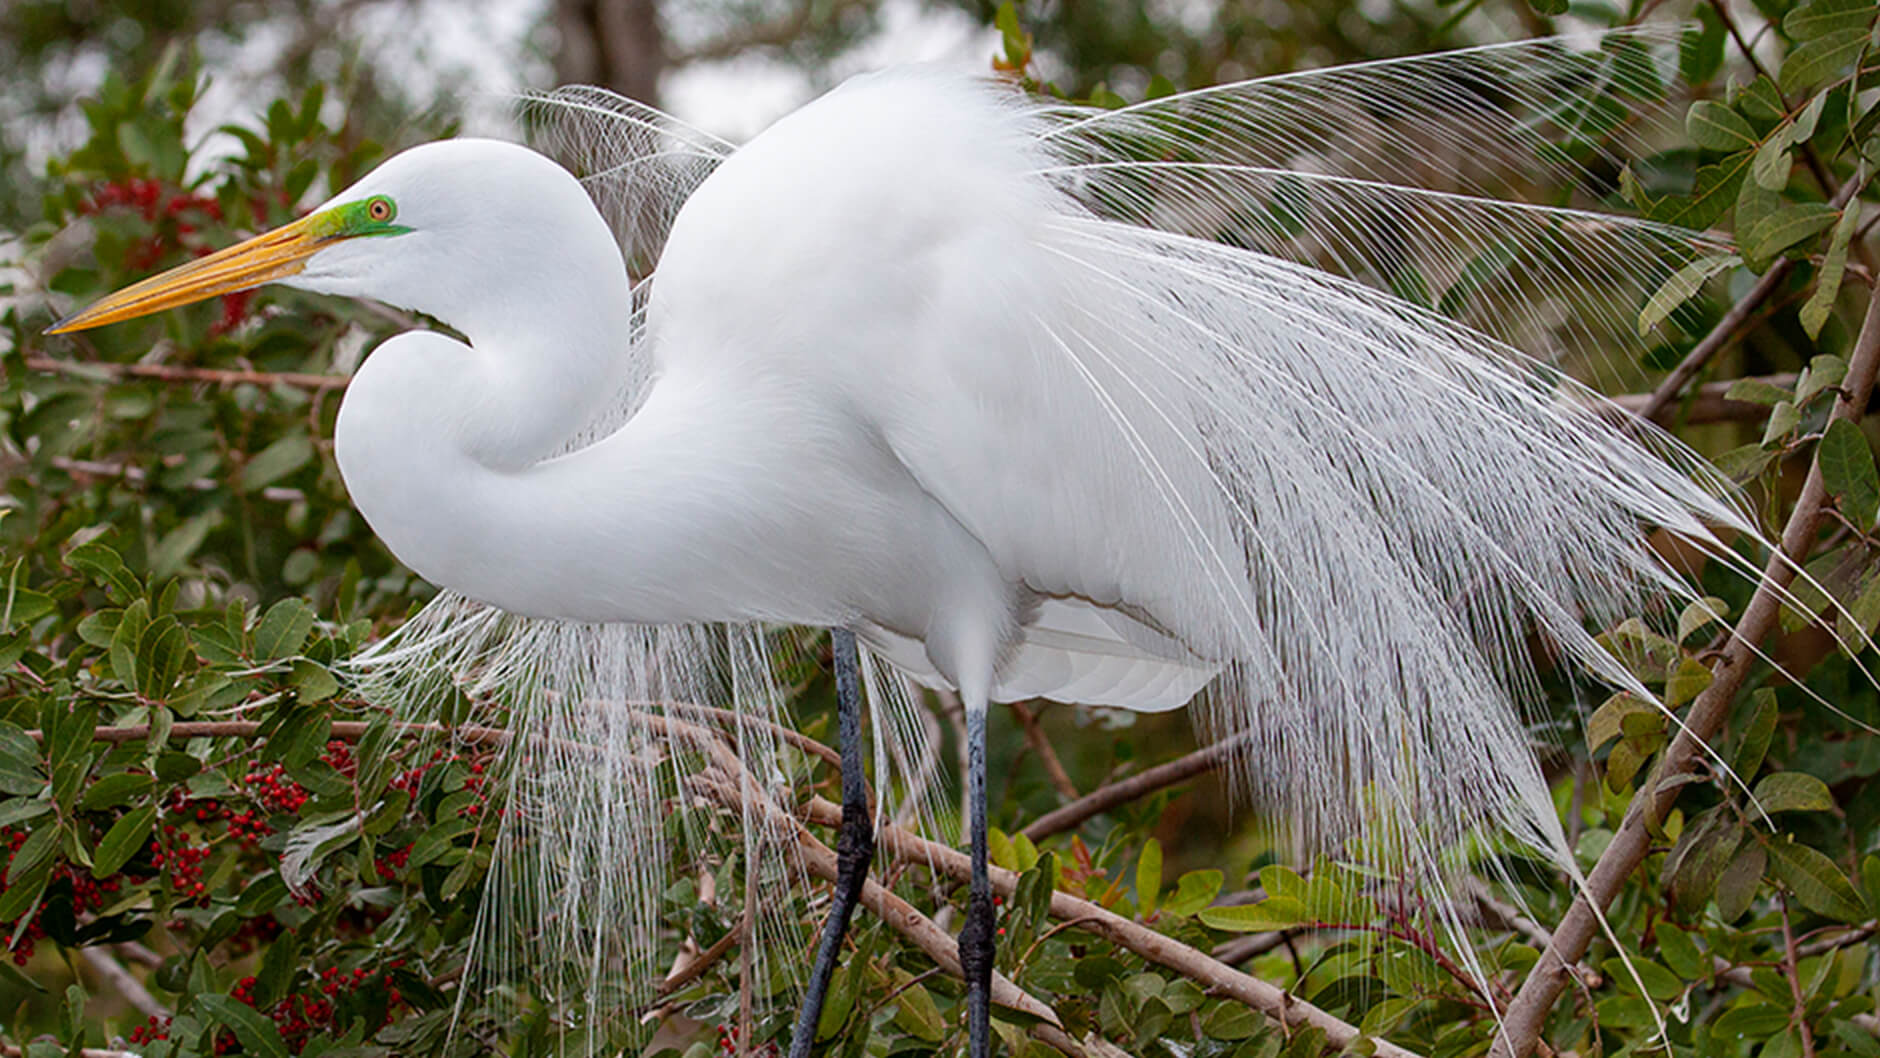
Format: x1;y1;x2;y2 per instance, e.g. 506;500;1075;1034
368;197;395;222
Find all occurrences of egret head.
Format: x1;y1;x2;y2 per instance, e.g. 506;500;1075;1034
48;139;608;337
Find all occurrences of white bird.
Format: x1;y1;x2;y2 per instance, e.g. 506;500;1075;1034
50;31;1784;1056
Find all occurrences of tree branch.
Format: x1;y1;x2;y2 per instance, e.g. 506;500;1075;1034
77;945;169;1019
1021;734;1247;842
1491;280;1880;1058
808;797;1426;1058
24;355;347;391
1637;178;1867;425
1011;702;1079;801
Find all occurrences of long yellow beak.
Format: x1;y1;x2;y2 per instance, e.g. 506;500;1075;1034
47;213;333;334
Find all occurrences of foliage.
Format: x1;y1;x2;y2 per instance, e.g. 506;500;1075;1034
0;3;1876;1058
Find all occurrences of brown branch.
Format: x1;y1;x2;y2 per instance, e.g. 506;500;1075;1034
1778;894;1819;1058
1491;280;1880;1058
1607;373;1796;425
653;923;742;999
1637;178;1867;426
1011;702;1079;800
77;945;169;1019
24;355;348;391
1021;734;1247;842
46;455;306;504
807;797;1425;1058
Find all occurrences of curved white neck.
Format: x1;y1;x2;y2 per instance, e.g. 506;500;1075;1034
331;238;720;622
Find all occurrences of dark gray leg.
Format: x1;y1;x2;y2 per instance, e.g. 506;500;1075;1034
787;629;874;1058
958;702;994;1058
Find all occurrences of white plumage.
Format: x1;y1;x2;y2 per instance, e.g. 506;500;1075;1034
53;33;1783;1051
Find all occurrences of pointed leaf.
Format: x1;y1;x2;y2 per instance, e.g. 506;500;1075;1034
1136;837;1162;916
1801;205;1860;339
93;805;156;879
1199;896;1305;933
1687;101;1757;151
1751;772;1834;814
1769;840;1866;921
1819;418;1879;528
1639;254;1739;334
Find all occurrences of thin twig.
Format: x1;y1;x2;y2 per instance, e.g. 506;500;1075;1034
1778;893;1819;1058
45;455;306;504
806;797;1425;1058
1492;280;1880;1058
1607;373;1796;424
1011;701;1079;800
24;355;347;391
1021;733;1249;842
651;928;741;1006
1638;179;1867;425
77;945;169;1019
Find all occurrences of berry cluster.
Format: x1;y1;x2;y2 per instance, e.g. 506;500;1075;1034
245;762;312;815
712;1023;781;1057
127;1014;170;1045
1;827;128;965
202;963;408;1053
153;824;211;903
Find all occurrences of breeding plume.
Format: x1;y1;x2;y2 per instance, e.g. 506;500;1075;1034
53;31;1777;1056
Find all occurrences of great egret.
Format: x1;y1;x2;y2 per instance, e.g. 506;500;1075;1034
50;31;1786;1056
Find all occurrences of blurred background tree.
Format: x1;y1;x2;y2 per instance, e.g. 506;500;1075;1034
0;2;1876;1057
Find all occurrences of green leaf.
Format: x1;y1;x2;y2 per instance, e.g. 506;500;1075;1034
136;615;191;699
65;538;139;602
1751;772;1835;814
1199;896;1305;932
891;977;945;1042
253;597;314;660
79;772;154;811
1638;254;1739;334
109;598;150;689
239;433;312;494
92;804;156;878
1665;657;1713;708
1797;355;1849;404
1768;840;1867;921
1656;925;1705;979
1588;693;1660;753
0;722;44;797
7;823;58;885
1200;1001;1264;1040
1802;205;1861;339
1735;689;1780;778
1687;101;1758;151
1161;868;1224;917
1742;202;1838;262
1136;837;1162;916
1677;597;1729;643
1600;955;1687;1000
406;816;473;870
1785;0;1877;41
1752;123;1796;191
1716;843;1767;921
1818;418;1879;528
1779;28;1868;95
1724;378;1794;405
197;995;291;1058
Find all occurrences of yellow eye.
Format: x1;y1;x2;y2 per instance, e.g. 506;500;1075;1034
368;197;394;222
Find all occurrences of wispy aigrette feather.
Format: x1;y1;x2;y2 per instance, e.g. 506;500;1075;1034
347;27;1792;1044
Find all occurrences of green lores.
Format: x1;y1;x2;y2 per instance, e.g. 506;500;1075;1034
309;194;411;239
